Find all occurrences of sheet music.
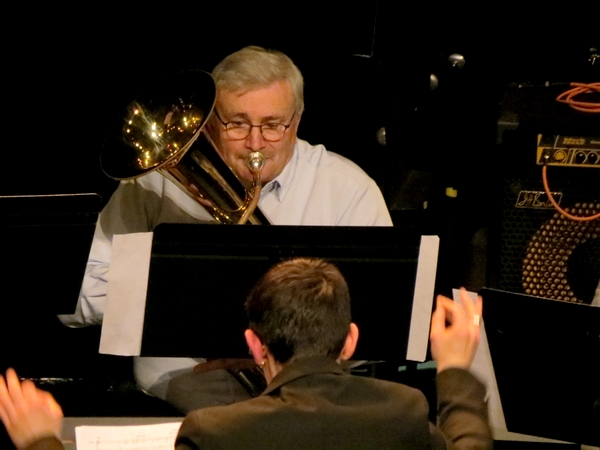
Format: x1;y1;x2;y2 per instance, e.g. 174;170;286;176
75;422;181;450
592;278;600;306
99;232;154;356
406;235;440;362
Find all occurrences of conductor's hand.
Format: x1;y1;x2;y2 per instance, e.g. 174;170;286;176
430;287;483;373
0;368;63;449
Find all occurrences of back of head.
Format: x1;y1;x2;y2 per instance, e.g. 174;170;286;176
211;45;304;115
245;258;351;364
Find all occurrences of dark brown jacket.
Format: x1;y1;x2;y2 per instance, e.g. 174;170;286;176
23;435;64;450
176;356;492;450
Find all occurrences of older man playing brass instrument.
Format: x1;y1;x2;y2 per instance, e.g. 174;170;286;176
59;45;393;413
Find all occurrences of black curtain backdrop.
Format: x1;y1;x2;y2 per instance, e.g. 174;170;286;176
3;3;596;204
1;2;597;299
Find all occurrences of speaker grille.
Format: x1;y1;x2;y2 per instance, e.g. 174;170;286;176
522;203;599;302
495;177;600;304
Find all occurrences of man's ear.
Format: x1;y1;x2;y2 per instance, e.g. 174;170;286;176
244;329;266;364
339;323;359;361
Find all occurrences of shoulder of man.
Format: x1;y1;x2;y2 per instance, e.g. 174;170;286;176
345;371;428;400
296;139;373;180
176;398;270;444
120;169;167;191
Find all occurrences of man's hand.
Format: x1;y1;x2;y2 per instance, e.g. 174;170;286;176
430;288;482;373
0;368;63;449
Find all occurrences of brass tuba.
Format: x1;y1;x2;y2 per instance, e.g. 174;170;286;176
100;70;269;225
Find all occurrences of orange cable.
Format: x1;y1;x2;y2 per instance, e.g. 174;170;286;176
542;164;600;221
555;82;600;112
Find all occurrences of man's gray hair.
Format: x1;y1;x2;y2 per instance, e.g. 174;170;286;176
212;46;304;116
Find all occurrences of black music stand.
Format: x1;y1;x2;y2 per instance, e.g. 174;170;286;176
140;223;439;364
1;193;101;315
480;287;600;446
0;193;102;377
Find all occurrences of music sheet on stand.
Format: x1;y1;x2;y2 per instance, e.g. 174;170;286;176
99;232;154;355
100;233;441;360
75;422;181;450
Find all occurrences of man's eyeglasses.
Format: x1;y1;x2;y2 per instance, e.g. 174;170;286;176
214;110;295;142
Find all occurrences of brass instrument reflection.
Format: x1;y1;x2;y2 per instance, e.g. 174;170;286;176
101;70;269;225
123;100;204;171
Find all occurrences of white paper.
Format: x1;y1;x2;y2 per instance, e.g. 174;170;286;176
99;232;154;356
406;235;440;362
592;279;600;306
75;422;181;450
453;289;571;444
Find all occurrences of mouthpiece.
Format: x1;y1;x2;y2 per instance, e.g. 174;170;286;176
245;152;265;172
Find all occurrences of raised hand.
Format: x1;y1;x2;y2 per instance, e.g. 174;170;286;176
0;368;63;449
429;288;483;373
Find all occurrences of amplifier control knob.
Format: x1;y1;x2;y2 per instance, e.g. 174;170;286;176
575;152;587;164
588;152;598;164
553;150;567;162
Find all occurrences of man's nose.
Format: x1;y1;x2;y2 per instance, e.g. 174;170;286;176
245;126;266;150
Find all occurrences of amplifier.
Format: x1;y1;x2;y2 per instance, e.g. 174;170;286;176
536;134;600;168
491;176;599;304
490;130;600;303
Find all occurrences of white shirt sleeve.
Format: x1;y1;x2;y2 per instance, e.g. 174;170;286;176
59;172;213;327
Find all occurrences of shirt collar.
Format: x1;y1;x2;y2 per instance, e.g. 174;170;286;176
260;140;298;203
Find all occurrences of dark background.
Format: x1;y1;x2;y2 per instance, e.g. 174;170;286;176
0;2;598;443
3;3;597;202
3;3;597;291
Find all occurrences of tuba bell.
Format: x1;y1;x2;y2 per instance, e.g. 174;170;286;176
100;70;269;225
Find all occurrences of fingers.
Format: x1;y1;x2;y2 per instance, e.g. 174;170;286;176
430;295;456;334
475;294;483;324
5;369;25;410
0;374;12;425
0;370;45;420
0;368;25;426
0;368;64;449
458;287;483;326
429;289;483;373
43;392;63;417
6;369;23;398
458;288;475;322
455;289;482;346
432;290;482;329
21;380;39;404
471;297;482;326
436;293;467;326
430;295;447;335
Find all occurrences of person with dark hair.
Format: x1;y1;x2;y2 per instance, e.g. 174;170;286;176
1;258;491;449
245;257;355;367
175;258;492;450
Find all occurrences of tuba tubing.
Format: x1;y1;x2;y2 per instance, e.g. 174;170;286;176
100;69;269;225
